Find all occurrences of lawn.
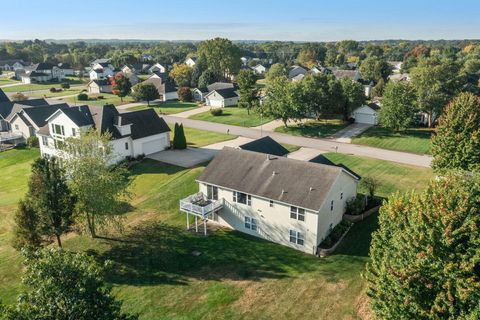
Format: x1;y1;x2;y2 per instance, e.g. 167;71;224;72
168;124;236;147
0;148;433;319
1;78;86;93
26;88;84;99
128;101;199;115
275;119;349;138
351;126;433;155
0;77;19;86
190;107;274;127
64;93;135;106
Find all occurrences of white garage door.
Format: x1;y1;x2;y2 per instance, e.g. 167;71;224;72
355;112;377;125
142;137;167;155
208;98;224;108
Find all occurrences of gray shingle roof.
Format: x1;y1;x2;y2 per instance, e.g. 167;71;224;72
309;154;361;180
0;89;8;103
23;103;69;128
197;148;352;211
239;136;289;157
210;88;239;99
118;109;170;139
207;82;235;92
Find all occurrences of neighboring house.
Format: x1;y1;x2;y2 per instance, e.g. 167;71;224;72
192;87;209;102
0;97;51;131
185;57;197;67
0;60;25;71
22;62;65;84
58;63;74;76
38;105;171;163
205;88;239;107
0;88;8;103
331;69;361;82
352;103;380;125
206;82;235;92
238;136;289;157
142;54;153;62
87;79;112;94
240;57;248;66
90;58;111;67
142;75;178;101
291;73;305;82
148;63;166;74
388;61;403;74
8;103;69;139
180;147;360;254
122;63;151;75
288;66;308;80
388;73;410;82
125;72;139;86
89;62;115;80
251;64;267;75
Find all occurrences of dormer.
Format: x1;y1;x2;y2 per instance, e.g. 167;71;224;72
114;115;132;136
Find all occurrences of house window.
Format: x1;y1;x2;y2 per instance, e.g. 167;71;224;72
269;200;274;207
331;200;334;211
14;124;19;130
290;206;305;221
340;192;343;200
41;136;48;146
244;216;257;232
233;191;251;206
289;230;304;246
125;142;129;150
72;128;76;136
206;185;218;200
52;124;65;136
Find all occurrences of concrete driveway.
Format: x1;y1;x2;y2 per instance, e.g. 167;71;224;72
330;123;372;143
287;147;325;161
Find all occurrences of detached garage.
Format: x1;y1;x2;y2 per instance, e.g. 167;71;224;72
352;103;380;125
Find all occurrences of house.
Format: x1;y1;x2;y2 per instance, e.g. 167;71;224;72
288;66;308;80
87;79;112;94
142;75;178;101
240;57;248;66
148;63;166;74
0;97;51;131
0;60;25;71
185;57;197;67
352;102;380;125
89;62;115;80
58;63;74;76
206;82;235;92
205;88;239;107
179;147;359;254
290;73;305;82
388;61;403;74
121;63;151;75
22;63;65;84
125;72;139;86
38;105;171;163
239;136;289;157
388;73;410;82
331;69;361;82
142;54;153;62
90;58;111;67
192;87;209;102
251;64;267;75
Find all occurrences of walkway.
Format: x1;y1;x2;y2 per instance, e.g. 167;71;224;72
163;116;432;168
329;123;372;143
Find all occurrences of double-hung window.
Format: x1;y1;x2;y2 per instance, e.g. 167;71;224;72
233;191;251;206
41;136;48;147
244;216;257;232
289;230;304;246
207;185;218;200
290;206;305;221
72;128;76;136
52;124;65;136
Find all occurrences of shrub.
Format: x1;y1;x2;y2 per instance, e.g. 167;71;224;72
177;87;193;102
96;95;104;99
172;123;187;149
26;136;39;148
61;83;70;89
77;93;88;101
210;108;223;116
346;195;366;215
319;220;352;249
11;93;28;101
49;87;57;93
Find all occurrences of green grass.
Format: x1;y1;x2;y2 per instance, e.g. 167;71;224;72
0;148;433;319
26;88;84;99
0;77;19;86
1;78;86;92
351;126;433;155
65;93;135;106
168;124;236;147
281;143;301;153
275;119;350;138
324;152;433;197
190;107;274;127
128;101;199;115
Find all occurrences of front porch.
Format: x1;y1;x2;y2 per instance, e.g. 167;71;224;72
179;192;224;235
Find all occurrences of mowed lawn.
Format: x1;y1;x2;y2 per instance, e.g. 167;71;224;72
0;78;19;86
1;78;86;93
26;88;84;99
167;124;236;147
128;101;199;115
352;126;433;155
64;93;135;106
190;107;274;127
275;119;350;138
0;148;433;319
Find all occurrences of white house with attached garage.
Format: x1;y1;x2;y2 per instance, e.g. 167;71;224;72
352;102;380;125
204;88;239;107
180;147;360;254
37;104;171;163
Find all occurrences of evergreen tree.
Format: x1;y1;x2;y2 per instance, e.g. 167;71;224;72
12;200;41;250
237;69;258;114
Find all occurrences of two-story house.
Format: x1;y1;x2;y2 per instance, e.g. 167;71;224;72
89;62;115;80
180;148;360;255
21;62;65;84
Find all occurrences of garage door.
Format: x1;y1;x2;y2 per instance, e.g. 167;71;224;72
142;137;167;155
208;99;224;108
355;112;376;125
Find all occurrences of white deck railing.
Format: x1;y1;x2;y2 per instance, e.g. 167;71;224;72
179;192;224;218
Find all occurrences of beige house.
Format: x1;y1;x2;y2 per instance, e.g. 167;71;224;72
180;148;359;255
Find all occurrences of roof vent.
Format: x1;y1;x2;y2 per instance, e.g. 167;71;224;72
281;189;286;195
272;171;276;176
266;154;271;160
309;187;314;192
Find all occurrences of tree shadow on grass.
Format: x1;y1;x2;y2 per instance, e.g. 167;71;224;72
335;212;379;257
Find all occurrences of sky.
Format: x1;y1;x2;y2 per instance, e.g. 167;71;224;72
1;0;479;41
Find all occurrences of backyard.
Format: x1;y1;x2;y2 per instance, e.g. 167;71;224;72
275;119;349;138
351;126;433;155
190;107;273;127
128;101;199;115
64;92;135;106
0;147;433;319
26;88;84;99
1;78;86;93
168;124;236;147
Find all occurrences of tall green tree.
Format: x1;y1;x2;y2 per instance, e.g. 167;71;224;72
379;81;417;131
8;248;137;320
197;69;217;89
298;73;343;120
339;77;365;121
131;82;159;106
61;130;131;238
263;76;301;127
197;38;242;80
236;69;258;114
431;92;480;172
12;200;41;250
359;56;391;82
265;63;287;84
366;172;480;320
169;63;192;87
111;73;132;102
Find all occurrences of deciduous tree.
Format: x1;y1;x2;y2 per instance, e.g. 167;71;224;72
236;69;258;114
169;63;192;87
359;56;391;82
197;38;242;80
339;77;365;121
111;73;132;102
379;81;417;131
265;63;287;84
263;77;301;127
131;82;159;106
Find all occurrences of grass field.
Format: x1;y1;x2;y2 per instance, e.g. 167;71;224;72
352;126;433;155
26;88;84;99
0;148;433;319
168;124;236;147
190;107;273;127
275;119;349;138
65;93;135;106
128;101;199;115
0;78;19;86
1;78;86;93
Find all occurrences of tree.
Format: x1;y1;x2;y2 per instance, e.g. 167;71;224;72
172;123;187;149
10;93;27;102
61;129;131;237
360;176;379;200
236;69;258;114
265;63;287;84
12;200;42;250
359;56;391;82
177;87;192;102
339;77;365;121
263;76;301;127
169;63;192;87
431;92;480;172
366;172;480;319
111;73;132;102
379;81;417;131
410;58;465;127
131;83;159;106
11;248;137;320
371;77;385;97
198;69;217;89
197;38;242;80
297;49;318;68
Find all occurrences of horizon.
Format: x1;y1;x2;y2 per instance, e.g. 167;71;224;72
1;0;479;41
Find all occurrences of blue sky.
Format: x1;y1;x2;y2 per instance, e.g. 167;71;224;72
1;0;479;40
